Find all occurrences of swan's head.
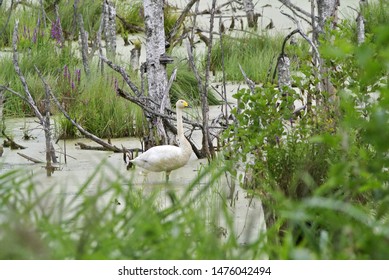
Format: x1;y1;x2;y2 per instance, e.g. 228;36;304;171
176;99;189;109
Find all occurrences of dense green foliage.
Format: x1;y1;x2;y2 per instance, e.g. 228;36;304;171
225;10;389;259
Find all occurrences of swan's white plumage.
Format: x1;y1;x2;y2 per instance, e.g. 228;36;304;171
130;99;192;180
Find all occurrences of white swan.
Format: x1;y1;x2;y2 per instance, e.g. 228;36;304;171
130;99;192;182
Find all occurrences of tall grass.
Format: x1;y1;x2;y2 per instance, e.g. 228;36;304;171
0;158;262;260
58;65;145;138
209;33;309;83
168;61;220;106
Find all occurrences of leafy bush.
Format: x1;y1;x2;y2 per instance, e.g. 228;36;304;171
225;18;389;259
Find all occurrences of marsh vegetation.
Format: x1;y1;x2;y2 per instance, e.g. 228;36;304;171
1;0;389;260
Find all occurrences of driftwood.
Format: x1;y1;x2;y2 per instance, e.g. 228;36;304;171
76;142;108;151
2;130;26;150
17;152;43;164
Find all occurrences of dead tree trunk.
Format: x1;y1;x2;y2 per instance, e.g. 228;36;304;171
201;0;217;159
357;0;367;45
316;0;339;106
316;0;339;33
77;14;90;76
143;0;171;147
243;0;257;28
102;0;116;59
11;21;57;176
130;39;141;72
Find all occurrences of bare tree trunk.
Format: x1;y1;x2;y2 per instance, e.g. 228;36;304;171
130;40;141;72
316;0;339;101
42;72;55;176
277;54;293;112
143;0;171;147
316;0;339;33
277;55;291;91
243;0;257;28
11;21;57;176
97;16;105;74
77;14;90;76
201;0;217;159
102;0;116;59
357;0;367;45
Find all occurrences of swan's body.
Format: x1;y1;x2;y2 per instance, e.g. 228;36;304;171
130;99;192;181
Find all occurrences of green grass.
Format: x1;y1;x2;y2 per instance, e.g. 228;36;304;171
117;0;180;35
59;66;146;139
0;158;262;260
209;33;309;84
168;61;220;106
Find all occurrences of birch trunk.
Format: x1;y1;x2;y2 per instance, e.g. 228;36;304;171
316;0;339;33
243;0;257;28
11;21;57;176
277;54;292;111
77;14;90;76
316;0;339;98
103;0;116;59
357;0;367;45
143;0;170;147
130;40;141;72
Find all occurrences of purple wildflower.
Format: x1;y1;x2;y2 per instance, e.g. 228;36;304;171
71;81;75;91
23;25;28;39
32;28;38;44
75;69;81;85
50;17;63;45
63;65;69;80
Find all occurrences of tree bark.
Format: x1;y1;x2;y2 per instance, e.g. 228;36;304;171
316;0;339;102
130;40;141;72
243;0;257;28
316;0;339;33
357;0;367;45
77;14;90;76
143;0;171;147
102;0;117;59
11;21;57;176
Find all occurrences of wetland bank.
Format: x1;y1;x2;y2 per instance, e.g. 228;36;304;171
1;0;389;260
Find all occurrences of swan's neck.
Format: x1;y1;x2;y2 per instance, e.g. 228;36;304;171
176;107;191;150
177;107;184;139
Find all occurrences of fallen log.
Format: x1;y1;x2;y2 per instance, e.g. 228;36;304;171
17;152;43;163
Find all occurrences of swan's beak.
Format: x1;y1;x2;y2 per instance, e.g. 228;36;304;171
183;101;191;108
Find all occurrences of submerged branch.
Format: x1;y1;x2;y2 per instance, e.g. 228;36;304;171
17;152;43;164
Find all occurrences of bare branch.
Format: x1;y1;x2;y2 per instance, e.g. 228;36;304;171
100;54;141;96
278;0;313;21
239;64;256;95
166;0;198;47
